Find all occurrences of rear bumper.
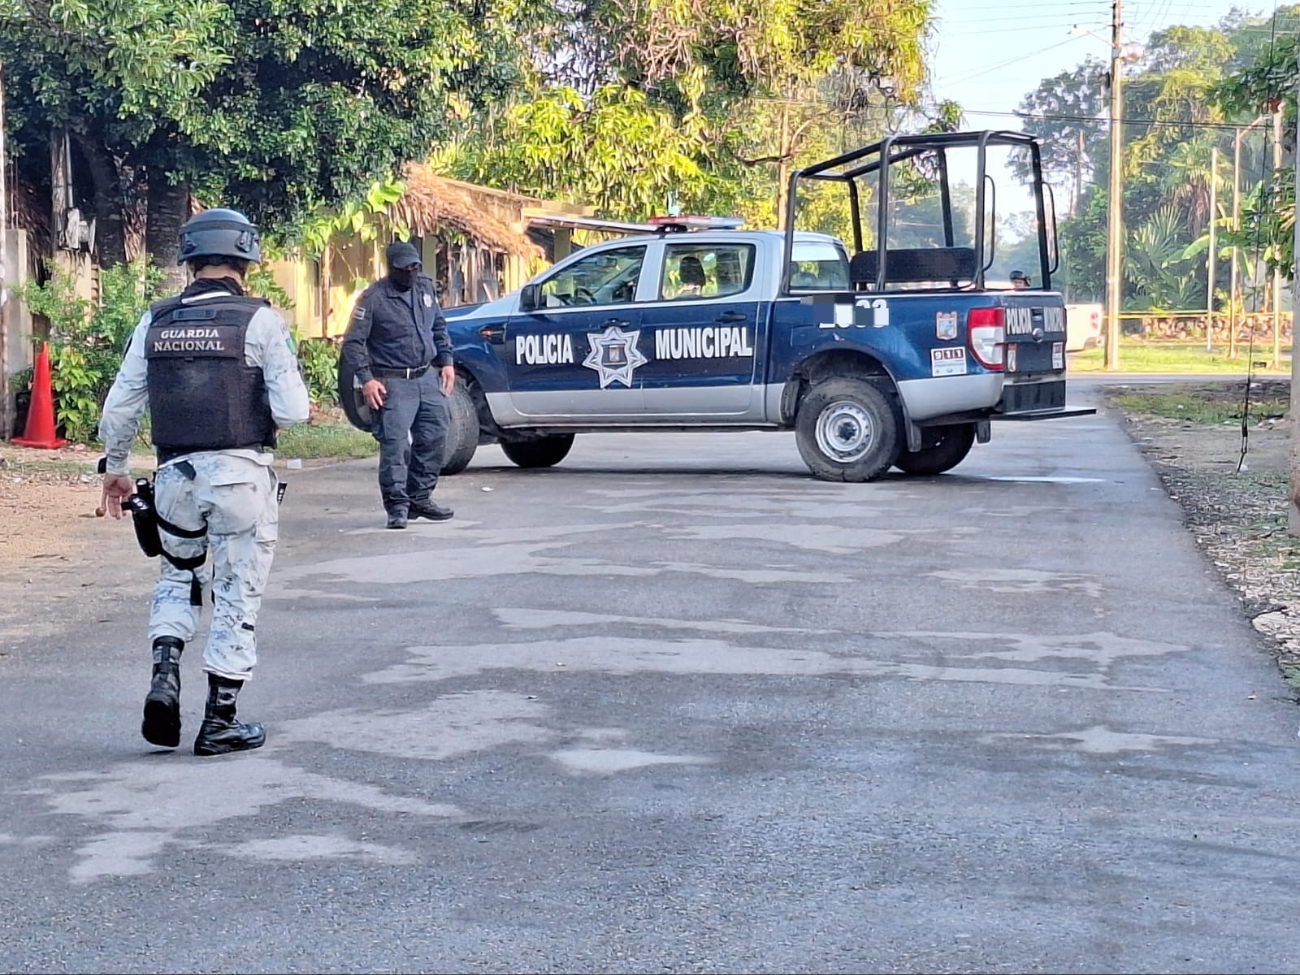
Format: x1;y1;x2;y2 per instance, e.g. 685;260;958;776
992;406;1097;421
994;380;1095;420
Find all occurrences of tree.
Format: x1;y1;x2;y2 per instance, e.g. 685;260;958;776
449;0;939;225
445;84;724;221
0;0;232;266
1014;14;1278;306
1012;60;1108;213
1123;206;1205;310
0;0;544;277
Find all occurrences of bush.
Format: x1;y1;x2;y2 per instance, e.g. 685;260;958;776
19;259;339;443
297;336;340;406
18;261;166;444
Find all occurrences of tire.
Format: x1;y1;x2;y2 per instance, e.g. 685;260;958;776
794;377;900;482
440;377;479;475
501;434;574;469
894;423;976;476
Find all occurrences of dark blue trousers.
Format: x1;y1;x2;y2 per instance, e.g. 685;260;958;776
371;370;448;514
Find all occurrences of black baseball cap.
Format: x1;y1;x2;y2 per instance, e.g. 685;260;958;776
386;241;421;269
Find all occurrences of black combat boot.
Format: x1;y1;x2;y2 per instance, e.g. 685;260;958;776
142;636;184;749
193;673;266;756
409;500;453;521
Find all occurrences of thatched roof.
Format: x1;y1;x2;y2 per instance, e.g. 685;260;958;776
392;166;543;259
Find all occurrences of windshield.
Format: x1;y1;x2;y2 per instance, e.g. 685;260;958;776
541;245;646;306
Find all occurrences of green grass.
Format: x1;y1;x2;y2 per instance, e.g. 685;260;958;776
276;418;378;460
1107;390;1289;425
1070;340;1292;374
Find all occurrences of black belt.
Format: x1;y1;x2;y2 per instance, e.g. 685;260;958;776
372;364;430;379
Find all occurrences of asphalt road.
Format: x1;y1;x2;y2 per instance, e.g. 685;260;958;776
3;386;1300;974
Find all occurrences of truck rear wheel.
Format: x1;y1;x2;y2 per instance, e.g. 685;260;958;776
795;377;900;482
440;377;479;475
894;423;976;476
501;434;574;469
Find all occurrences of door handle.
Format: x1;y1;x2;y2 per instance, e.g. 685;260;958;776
479;322;506;345
716;312;747;324
605;318;630;327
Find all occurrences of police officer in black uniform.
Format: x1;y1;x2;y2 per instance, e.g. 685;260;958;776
343;242;457;529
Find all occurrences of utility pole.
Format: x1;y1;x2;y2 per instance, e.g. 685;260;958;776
1104;0;1124;371
1290;42;1300;533
1207;145;1218;352
1275;106;1284;370
1231;129;1242;359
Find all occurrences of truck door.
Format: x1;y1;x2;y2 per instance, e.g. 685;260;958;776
505;244;648;419
639;240;762;417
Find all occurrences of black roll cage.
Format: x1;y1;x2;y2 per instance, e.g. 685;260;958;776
781;130;1060;295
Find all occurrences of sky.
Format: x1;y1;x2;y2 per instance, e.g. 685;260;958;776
928;0;1255;126
925;0;1263;217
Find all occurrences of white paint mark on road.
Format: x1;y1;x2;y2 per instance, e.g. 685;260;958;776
977;476;1107;484
494;607;827;635
887;631;1186;668
550;748;715;775
928;569;1103;598
982;724;1216;754
224;833;415;864
28;756;459;882
279;690;553;761
364;634;1172;693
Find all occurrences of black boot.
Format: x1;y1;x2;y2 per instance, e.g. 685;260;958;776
409;500;453;521
142;636;184;748
193;673;266;756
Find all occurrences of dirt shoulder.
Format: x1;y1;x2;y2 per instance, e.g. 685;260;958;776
1104;379;1300;688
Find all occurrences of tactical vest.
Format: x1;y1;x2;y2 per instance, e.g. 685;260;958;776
144;294;276;460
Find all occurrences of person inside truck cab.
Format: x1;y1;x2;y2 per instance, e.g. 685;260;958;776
1011;270;1031;290
673;255;707;298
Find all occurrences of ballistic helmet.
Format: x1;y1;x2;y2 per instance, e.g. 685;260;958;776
177;208;262;266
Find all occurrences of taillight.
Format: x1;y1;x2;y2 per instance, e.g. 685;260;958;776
968;307;1005;371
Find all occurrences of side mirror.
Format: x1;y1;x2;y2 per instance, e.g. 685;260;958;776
519;283;541;312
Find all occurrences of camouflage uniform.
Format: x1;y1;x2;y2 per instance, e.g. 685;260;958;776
99;293;310;682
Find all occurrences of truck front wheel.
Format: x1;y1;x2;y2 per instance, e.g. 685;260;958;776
440;377;480;476
500;434;575;469
894;423;976;476
795;377;900;482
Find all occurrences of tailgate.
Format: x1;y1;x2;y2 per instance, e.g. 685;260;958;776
996;299;1092;420
1002;302;1066;377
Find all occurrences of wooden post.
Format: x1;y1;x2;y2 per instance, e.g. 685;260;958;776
1231;128;1242;359
0;61;9;441
1207;146;1217;352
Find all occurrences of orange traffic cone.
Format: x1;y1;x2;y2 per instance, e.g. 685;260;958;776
13;342;66;449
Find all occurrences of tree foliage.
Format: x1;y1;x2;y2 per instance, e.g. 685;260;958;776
0;0;546;267
1017;9;1300;305
444;0;940;224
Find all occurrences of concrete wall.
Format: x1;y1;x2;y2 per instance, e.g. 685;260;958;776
2;229;34;439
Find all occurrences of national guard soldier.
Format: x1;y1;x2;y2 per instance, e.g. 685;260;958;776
342;241;456;530
98;208;311;756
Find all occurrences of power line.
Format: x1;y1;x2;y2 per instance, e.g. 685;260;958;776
964;108;1288;132
936;36;1087;84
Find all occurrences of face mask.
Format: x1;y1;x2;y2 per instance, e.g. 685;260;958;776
390;267;415;290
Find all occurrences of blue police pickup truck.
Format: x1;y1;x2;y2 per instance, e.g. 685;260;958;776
342;130;1093;481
